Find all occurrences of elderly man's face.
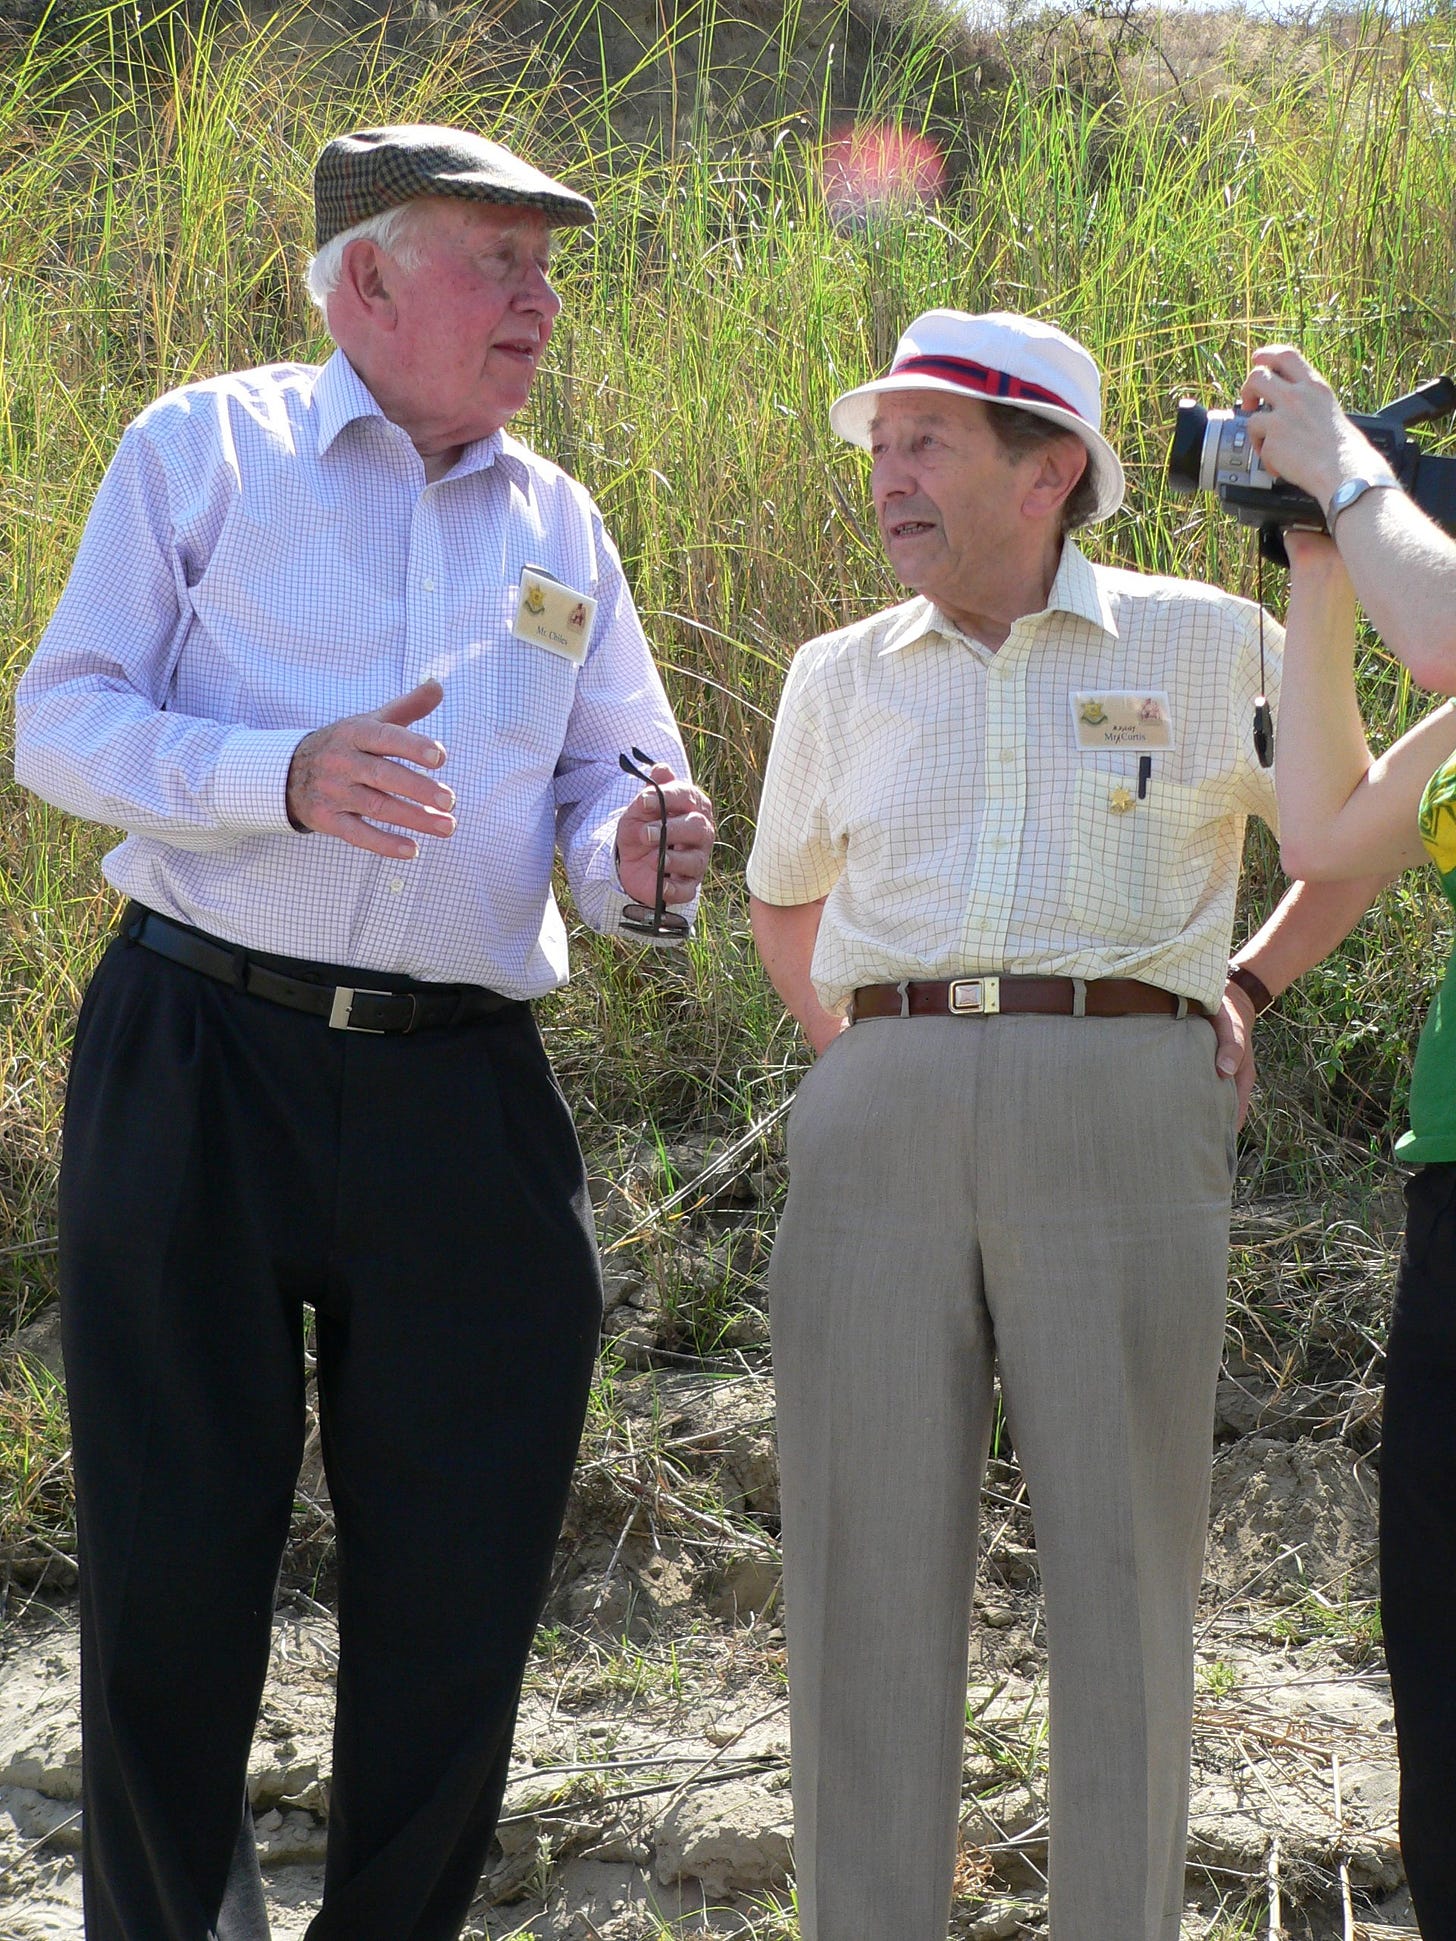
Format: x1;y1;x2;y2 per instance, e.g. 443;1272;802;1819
375;198;562;450
869;392;1047;609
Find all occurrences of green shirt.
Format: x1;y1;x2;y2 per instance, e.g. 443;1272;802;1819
1396;745;1456;1162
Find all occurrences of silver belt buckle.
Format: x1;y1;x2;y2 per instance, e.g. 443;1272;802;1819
329;986;393;1033
948;976;1000;1016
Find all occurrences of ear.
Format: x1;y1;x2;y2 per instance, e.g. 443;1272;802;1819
337;239;398;329
1021;434;1087;522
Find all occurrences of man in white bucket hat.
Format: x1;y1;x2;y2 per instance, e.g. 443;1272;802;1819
747;310;1378;1939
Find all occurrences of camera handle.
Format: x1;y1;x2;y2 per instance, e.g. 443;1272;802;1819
1375;375;1456;432
1258;523;1290;570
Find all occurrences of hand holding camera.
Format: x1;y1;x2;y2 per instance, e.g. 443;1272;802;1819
1167;345;1456;565
1237;346;1387;508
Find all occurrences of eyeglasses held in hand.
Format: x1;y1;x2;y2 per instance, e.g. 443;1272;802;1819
618;747;691;938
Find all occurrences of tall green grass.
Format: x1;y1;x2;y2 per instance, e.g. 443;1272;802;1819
3;0;1455;1320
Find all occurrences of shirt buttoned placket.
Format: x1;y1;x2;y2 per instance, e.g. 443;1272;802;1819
356;457;450;964
963;623;1031;973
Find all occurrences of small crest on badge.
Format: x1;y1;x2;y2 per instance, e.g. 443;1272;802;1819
512;566;598;664
1072;690;1176;753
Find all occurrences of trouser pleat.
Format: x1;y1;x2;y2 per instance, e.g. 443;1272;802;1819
60;935;601;1941
769;1015;1234;1941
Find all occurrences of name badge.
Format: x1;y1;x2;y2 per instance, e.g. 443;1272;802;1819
1070;690;1177;752
512;567;597;663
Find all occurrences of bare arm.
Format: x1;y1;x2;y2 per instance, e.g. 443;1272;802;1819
1242;345;1456;688
749;894;846;1055
1274;535;1456;881
1235;873;1395;1000
1216;872;1395;1123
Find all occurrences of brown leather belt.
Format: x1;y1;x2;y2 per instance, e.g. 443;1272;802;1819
849;976;1208;1023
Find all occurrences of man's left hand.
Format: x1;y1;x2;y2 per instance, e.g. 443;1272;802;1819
616;766;716;906
1215;979;1259;1128
1239;345;1376;509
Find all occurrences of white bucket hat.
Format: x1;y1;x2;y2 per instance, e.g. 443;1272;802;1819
829;309;1126;522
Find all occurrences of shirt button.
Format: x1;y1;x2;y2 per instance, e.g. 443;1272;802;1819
422;575;435;592
999;747;1016;761
389;877;404;894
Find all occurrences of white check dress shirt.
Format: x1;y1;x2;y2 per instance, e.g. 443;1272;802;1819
745;541;1280;1016
15;351;691;997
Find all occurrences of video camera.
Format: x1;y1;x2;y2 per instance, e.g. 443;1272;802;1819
1167;376;1456;565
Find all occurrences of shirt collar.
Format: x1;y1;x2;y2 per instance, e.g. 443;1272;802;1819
879;539;1120;655
1041;539;1120;640
313;349;387;456
313;349;517;482
878;598;942;655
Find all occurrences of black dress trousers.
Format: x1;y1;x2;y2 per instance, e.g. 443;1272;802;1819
1381;1160;1456;1939
58;930;603;1941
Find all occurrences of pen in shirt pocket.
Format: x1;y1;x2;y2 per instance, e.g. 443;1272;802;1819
1137;755;1152;802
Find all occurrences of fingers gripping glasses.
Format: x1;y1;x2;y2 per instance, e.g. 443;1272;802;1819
618;747;691;938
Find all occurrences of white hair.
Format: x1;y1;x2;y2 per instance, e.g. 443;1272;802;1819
305;202;429;312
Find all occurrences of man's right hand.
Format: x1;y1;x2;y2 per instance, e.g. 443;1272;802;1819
286;679;455;859
1215;977;1259;1129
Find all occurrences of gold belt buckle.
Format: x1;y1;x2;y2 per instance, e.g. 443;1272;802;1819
947;976;1000;1016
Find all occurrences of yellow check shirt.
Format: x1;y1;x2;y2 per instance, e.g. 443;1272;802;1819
746;541;1280;1017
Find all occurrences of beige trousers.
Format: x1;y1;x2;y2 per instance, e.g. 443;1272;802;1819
769;1014;1237;1941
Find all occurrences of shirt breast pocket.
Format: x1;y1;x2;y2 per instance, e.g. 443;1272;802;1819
444;595;581;759
1063;768;1223;944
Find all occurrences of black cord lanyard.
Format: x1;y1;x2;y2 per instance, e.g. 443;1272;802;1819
1253;545;1274;768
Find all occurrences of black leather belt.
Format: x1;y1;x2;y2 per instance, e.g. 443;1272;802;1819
125;906;519;1035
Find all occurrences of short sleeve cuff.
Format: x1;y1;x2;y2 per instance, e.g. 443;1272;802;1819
209;727;309;834
745;852;841;906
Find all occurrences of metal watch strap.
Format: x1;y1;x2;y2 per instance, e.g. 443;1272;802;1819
1326;474;1399;532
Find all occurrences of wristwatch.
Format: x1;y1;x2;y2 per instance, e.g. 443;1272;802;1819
1227;962;1274;1017
1325;473;1400;532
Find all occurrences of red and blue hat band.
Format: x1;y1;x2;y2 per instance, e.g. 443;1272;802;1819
890;353;1080;419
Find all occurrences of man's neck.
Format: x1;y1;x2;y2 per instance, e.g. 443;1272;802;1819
332;346;493;485
421;444;466;483
936;535;1065;652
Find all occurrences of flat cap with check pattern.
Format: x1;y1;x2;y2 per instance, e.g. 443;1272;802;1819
314;123;595;248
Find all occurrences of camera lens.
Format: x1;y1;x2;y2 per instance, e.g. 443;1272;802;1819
1167;401;1208;495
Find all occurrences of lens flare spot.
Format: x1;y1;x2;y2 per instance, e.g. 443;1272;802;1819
821;123;946;224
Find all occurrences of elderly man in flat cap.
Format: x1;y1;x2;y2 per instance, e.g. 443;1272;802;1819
747;309;1377;1940
15;125;713;1940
